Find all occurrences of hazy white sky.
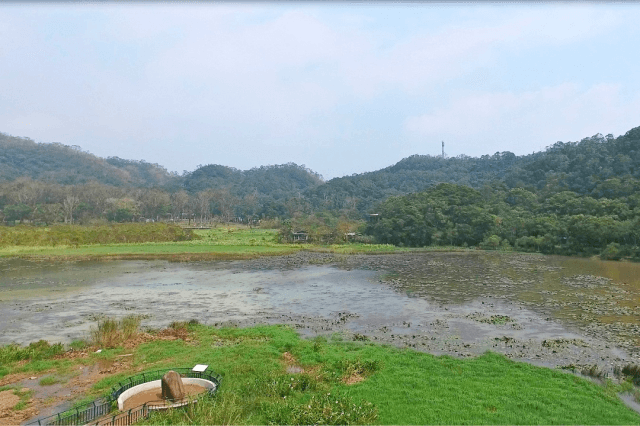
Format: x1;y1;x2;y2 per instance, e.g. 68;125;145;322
1;2;639;179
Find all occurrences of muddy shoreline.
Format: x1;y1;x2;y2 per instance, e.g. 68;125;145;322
1;251;639;378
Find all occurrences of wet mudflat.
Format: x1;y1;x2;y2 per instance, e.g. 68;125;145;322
1;251;639;376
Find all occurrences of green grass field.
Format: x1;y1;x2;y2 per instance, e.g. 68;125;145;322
2;325;638;425
0;225;418;259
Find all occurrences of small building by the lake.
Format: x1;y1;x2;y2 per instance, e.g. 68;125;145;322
292;231;308;242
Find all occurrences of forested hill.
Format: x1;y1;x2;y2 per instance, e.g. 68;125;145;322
183;163;323;197
306;126;640;213
0;133;177;188
181;163;324;217
1;125;639;222
503;126;640;194
304;152;521;213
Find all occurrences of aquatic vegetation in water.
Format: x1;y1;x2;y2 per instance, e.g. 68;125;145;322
615;364;640;386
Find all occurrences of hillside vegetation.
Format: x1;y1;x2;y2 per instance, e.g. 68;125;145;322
306;127;640;214
1;126;640;259
0;133;177;188
366;182;640;260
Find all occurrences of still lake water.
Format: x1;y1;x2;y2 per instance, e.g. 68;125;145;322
0;252;638;371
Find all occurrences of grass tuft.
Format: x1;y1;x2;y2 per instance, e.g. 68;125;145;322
39;376;60;386
337;358;381;379
262;392;378;425
68;339;90;351
90;315;142;348
0;340;64;364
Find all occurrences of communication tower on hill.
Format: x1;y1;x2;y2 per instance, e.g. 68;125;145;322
441;141;446;159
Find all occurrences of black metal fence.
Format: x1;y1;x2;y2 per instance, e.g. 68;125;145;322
87;404;149;426
28;367;222;426
29;399;113;426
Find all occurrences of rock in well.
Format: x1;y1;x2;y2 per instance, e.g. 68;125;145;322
161;370;185;401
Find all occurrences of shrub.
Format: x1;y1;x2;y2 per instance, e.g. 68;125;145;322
600;242;622;260
621;364;640;385
480;234;501;250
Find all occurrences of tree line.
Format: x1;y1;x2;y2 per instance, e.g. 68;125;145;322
0;178;260;225
1;125;639;256
366;182;640;260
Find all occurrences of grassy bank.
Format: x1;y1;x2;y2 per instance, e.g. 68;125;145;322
0;223;193;247
1;324;639;425
0;225;420;260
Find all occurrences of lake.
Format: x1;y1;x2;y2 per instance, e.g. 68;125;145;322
1;251;638;375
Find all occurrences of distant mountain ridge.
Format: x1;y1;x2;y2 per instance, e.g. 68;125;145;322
2;126;639;216
304;126;640;213
0;133;177;188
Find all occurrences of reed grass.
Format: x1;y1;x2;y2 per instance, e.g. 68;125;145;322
90;315;142;348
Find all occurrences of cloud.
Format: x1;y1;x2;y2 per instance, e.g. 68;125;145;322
0;3;638;178
404;83;640;156
331;5;624;96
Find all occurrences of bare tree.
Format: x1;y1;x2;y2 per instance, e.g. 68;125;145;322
212;189;237;222
195;191;212;223
7;177;37;206
139;189;171;221
63;195;80;224
171;190;190;221
77;182;118;219
34;203;63;225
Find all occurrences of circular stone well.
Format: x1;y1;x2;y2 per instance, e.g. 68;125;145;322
117;378;217;411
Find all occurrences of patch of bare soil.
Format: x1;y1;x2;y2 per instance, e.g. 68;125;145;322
0;389;37;425
0;390;20;410
0;373;32;387
281;351;325;381
282;351;304;374
20;351;138;424
120;329;195;350
54;349;91;361
342;373;365;385
153;328;193;343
